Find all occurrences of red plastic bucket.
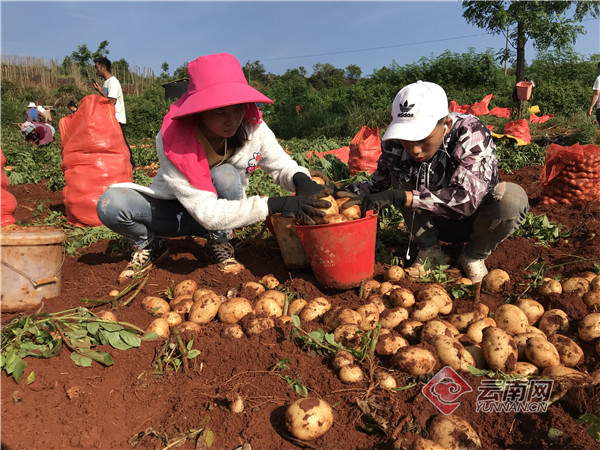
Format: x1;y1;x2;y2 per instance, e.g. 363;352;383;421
296;211;377;289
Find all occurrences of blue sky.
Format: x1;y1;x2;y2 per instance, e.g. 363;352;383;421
2;1;599;77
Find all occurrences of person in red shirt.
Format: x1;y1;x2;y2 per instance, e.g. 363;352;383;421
20;121;55;148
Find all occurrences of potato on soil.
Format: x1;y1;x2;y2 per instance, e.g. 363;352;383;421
375;332;409;356
146;318;170;339
387;287;415;308
466;318;496;344
95;310;118;322
482;268;510;293
173;279;198;298
254;297;283;318
430;335;475;372
366;293;387;313
561;277;590;295
591;275;600;291
161;311;183;327
542;365;592;383
108;289;120;298
494;304;529;336
514;298;545;325
583;290;600;309
332;350;354;371
454;277;473;286
141;296;170;316
361;279;381;298
176;321;202;333
374;371;397;390
378;281;394;296
538;309;569;336
447;304;488;332
192;288;216;302
285;397;334;441
427;414;481;450
222;323;245;339
513;332;546;360
548;334;584;367
396;319;424;343
525;336;560;369
260;274;280;290
189;292;224;324
299;297;331;322
384;265;405;282
408;437;447;450
288;298;307;316
333;324;362;349
514;361;540;377
239;281;265;300
380;307;410;329
324;307;362;330
420;319;460;343
170;294;194;312
391;346;437;376
578;313;600;341
481;327;518;372
538;279;562;296
356;302;380;330
465;345;486;369
217;297;254;324
339;364;364;383
416;284;453;315
411;300;440;322
257;290;286;309
241;314;275;336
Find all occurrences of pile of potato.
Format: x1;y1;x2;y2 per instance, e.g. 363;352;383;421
539;144;600;205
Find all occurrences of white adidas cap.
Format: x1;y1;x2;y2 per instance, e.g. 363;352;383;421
382;81;449;141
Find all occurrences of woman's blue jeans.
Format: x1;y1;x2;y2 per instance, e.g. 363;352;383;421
96;164;244;250
398;182;529;260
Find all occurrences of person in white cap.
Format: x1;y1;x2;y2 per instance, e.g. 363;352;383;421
340;81;529;283
24;102;45;123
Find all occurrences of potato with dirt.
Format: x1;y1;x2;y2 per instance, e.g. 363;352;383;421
173;279;198;297
427;414;481;450
217;297;254;324
482;268;510;293
415;284;453;314
494;304;529;335
189;292;223;324
578;313;600;341
538;309;570;336
481;326;518;372
548;334;584;367
430;335;475;372
286;397;334;440
141;296;170;316
514;298;545;325
391;346;437;375
525;336;560;369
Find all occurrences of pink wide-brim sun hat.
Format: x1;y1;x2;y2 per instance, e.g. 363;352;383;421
171;53;273;120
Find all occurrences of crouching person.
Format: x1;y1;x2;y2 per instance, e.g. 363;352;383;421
339;81;529;282
97;53;328;284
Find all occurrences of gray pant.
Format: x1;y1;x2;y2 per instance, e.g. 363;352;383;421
398;182;529;260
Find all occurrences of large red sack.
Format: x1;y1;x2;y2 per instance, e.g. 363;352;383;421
1;148;17;226
488;107;511;118
467;94;494;116
530;114;554;123
539;143;600;205
59;95;133;226
503;119;531;145
348;126;381;176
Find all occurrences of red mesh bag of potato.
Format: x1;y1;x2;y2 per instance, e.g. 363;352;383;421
348;126;381;176
1;148;17;226
539;143;600;205
59;95;133;226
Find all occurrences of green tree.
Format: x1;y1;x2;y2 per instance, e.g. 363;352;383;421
243;60;268;84
159;62;170;80
309;63;345;90
462;1;600;82
345;64;362;83
173;62;188;80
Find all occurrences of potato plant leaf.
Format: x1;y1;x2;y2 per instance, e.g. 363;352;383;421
26;371;35;385
577;414;600;442
70;352;93;367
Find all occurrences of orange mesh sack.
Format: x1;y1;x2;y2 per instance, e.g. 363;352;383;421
348;126;381;176
539;143;600;205
1;148;17;226
59;95;133;226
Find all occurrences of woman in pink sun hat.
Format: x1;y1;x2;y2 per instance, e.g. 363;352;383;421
97;53;330;283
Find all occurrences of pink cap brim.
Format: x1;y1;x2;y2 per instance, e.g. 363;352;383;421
171;82;273;120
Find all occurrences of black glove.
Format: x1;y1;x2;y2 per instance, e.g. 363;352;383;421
293;172;327;196
337;189;407;216
267;195;332;225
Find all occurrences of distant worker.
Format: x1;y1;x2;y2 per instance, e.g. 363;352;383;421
587;61;600;125
20;121;55;148
24;102;45;123
67;100;79;113
93;56;134;168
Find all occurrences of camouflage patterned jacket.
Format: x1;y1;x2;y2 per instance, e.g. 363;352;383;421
347;113;498;220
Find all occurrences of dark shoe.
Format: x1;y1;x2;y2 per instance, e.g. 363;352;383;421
208;240;245;274
118;238;169;284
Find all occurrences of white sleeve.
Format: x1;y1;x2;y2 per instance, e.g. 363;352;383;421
593;76;600;91
251;122;310;192
156;133;270;231
105;77;122;100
